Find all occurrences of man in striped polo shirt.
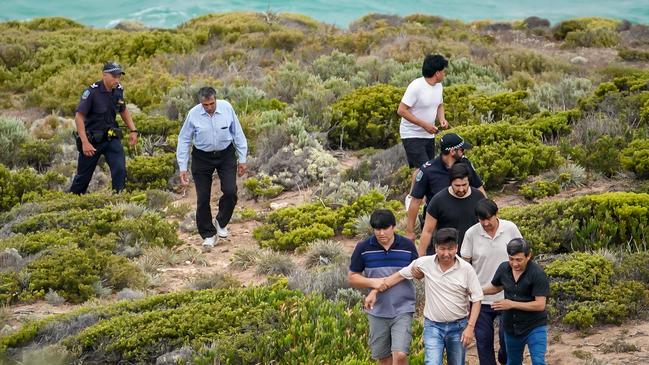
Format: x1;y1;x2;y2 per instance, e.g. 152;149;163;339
349;209;419;365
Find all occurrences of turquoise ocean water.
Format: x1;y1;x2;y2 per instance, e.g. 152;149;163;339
1;0;648;28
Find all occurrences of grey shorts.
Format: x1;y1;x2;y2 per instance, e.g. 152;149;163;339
368;313;414;360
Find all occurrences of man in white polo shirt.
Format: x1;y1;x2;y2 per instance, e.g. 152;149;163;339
461;199;523;365
367;228;483;365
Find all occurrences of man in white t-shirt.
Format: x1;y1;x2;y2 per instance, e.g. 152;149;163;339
461;199;523;365
397;54;449;171
398;54;449;210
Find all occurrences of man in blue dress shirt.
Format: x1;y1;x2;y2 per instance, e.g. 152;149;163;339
176;87;248;248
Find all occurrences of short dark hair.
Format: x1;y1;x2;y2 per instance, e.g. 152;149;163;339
434;227;458;247
422;54;448;78
198;86;217;100
475;199;499;220
370;209;396;229
507;238;531;256
449;162;469;183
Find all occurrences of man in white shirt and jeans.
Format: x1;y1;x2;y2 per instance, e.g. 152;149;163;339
366;228;483;365
461;199;523;365
398;54;449;210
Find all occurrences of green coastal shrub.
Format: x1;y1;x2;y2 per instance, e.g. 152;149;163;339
312;50;361;82
568;135;624;177
620;139;649;179
0;271;21;304
244;174;284;200
616;251;649;284
126;153;176;191
546;253;648;329
510;110;578;139
25;247;103;303
22;246;146;303
329;84;404;149
132;114;180;137
618;48;649;62
564;27;620;48
16;138;62;172
0;165;66;212
0;116;28;166
253;204;336;251
553;17;620;39
0;229;77;256
443;57;502;90
0;282;422;364
500;192;649;253
264;62;312;103
444;85;535;125
253;190;401;250
28;64;98;114
553;17;621;47
446;122;562;188
519;180;561;200
492;49;564;77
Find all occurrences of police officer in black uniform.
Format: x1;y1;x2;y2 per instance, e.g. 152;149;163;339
69;62;138;194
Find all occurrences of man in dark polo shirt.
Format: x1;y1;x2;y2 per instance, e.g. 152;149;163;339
483;238;550;365
349;209;419;365
70;62;138;194
405;133;485;241
418;163;485;256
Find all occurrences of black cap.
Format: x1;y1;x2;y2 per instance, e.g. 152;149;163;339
440;133;472;151
102;62;125;75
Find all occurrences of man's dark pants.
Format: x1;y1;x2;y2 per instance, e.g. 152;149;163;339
475;304;507;365
191;144;238;239
70;138;126;194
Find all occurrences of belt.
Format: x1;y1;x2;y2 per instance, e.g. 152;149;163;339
428;317;467;325
192;143;233;157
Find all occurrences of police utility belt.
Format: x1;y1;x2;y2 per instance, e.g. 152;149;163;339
74;128;123;152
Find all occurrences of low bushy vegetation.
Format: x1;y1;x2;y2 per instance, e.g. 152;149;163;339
546;252;648;330
0;193;180;304
0;282;426;364
253;190;401;250
501;192;649;253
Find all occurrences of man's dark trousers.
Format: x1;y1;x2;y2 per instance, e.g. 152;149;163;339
475;304;507;365
191;143;238;239
70;138;126;194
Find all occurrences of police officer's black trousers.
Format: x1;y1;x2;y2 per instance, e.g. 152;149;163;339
69;138;126;194
191;144;238;239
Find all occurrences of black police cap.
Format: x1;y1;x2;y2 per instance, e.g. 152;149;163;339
102;62;125;75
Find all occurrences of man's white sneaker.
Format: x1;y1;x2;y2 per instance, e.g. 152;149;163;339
216;221;229;238
202;235;216;248
404;194;413;211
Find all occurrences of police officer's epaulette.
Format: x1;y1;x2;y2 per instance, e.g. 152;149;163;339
422;161;432;168
117;83;123;90
90;82;99;88
461;156;476;169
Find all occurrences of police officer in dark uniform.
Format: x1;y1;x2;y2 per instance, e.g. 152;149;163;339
69;62;138;194
404;133;486;246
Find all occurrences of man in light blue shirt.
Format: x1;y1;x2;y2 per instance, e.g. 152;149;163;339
176;86;248;248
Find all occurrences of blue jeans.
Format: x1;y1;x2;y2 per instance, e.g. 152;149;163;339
503;325;547;365
423;317;467;365
475;304;506;365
